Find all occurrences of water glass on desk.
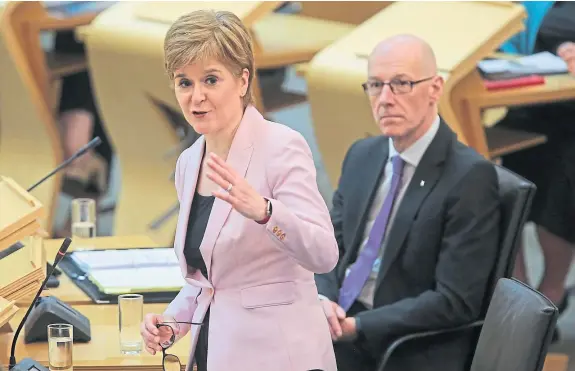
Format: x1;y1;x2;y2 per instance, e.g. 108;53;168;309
48;324;73;371
71;198;97;239
118;294;143;355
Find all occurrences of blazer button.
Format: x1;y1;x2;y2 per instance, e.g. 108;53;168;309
273;226;279;233
279;233;286;241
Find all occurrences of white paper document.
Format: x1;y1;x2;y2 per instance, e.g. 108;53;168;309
68;248;185;294
70;248;179;270
478;51;568;75
88;266;186;294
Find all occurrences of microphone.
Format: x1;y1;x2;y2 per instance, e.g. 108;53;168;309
27;137;102;192
9;238;72;370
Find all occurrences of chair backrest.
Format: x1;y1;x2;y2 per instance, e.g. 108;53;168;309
470;278;558;371
483;165;536;312
461;165;536;369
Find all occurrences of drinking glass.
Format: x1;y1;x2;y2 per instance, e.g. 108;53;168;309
118;294;143;354
71;198;97;239
48;324;73;371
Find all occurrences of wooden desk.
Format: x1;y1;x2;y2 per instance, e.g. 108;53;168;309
16;236;161;307
1;304;191;370
450;69;575;160
545;354;569;371
463;69;575;110
6;236;189;370
5;236;569;371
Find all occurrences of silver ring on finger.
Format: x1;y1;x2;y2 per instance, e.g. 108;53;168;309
226;183;233;192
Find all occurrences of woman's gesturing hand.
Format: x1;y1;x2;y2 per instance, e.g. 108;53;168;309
206;152;267;221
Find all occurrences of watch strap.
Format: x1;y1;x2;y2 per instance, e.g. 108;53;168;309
256;198;272;224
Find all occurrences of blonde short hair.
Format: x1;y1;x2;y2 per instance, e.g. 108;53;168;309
164;9;255;107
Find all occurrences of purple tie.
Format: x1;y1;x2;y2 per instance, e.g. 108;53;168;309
338;155;405;311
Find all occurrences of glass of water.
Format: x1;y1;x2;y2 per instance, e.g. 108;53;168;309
118;294;143;355
48;324;73;371
71;198;97;239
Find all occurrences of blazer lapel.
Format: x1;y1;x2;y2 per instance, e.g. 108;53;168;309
199;106;258;278
376;122;454;286
175;137;204;268
342;138;388;272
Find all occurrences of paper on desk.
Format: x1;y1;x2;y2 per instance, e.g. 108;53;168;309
88;266;185;294
70;248;179;271
478;51;568;75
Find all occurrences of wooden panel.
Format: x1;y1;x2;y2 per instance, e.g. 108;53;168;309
45;51;87;79
134;1;282;28
472;73;575;108
299;1;393;25
486;126;546;158
0;4;63;234
0;176;44;242
347;1;525;73
252;13;353;69
544;354;569;371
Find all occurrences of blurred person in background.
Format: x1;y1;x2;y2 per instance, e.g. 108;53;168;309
498;1;575;340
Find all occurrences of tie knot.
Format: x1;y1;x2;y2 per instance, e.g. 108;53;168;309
392;155;404;175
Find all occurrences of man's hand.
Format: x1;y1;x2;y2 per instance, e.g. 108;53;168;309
319;297;358;342
320;298;346;341
338;317;358;342
557;42;575;75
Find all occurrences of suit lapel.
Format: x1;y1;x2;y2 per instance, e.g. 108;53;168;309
199;106;259;278
376;122;454;286
343;138;388;269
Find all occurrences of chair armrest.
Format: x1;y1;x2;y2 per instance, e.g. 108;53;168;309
376;320;484;371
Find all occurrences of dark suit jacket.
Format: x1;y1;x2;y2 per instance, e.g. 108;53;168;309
316;121;501;371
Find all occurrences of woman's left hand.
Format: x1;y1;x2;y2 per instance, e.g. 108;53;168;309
206;152;267;221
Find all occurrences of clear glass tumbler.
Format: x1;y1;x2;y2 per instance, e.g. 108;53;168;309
71;198;97;239
118;294;143;355
48;323;73;371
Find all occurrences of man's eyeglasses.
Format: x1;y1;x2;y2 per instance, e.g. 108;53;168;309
362;76;434;96
156;321;203;371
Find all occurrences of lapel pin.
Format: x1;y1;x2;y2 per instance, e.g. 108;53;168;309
420;180;425;187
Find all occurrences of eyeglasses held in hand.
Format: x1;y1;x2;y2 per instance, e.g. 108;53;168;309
156;321;203;371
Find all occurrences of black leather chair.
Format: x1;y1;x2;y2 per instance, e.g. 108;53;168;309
377;165;537;371
470;278;558;371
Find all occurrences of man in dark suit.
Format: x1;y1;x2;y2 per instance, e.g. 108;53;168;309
315;34;501;371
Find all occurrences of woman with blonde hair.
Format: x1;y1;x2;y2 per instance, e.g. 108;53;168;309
140;9;338;371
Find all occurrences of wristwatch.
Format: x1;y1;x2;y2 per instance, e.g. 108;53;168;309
256;198;272;224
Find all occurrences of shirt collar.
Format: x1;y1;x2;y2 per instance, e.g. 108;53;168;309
388;115;440;167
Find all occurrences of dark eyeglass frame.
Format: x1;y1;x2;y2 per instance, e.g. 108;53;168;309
156;321;203;371
361;76;434;96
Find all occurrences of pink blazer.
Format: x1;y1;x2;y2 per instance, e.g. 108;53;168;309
164;105;339;371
